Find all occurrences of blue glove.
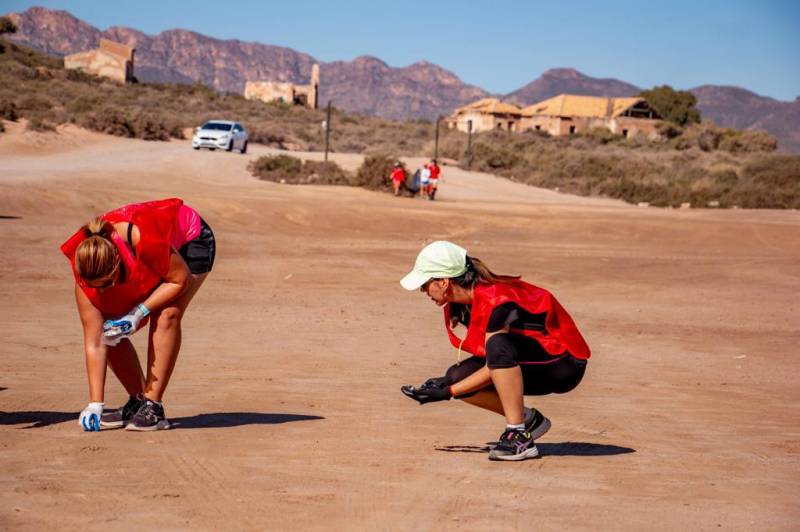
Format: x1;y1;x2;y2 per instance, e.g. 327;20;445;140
103;304;150;345
79;402;104;432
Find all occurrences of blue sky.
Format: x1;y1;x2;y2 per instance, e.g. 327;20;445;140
5;0;799;101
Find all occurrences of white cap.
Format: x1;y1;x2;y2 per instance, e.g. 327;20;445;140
400;241;468;290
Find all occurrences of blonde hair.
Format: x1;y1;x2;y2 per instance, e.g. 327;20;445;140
74;217;120;282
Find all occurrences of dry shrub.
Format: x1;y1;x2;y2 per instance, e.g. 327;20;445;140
354;154;404;192
248;155;351;185
26;116;56;132
0;99;17;120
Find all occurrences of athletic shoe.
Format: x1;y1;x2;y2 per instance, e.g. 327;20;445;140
487;410;551;448
488;429;539;461
125;399;171;431
100;394;144;428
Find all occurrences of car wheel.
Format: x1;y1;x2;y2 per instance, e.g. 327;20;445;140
226;140;233;152
209;148;216;151
193;146;199;150
240;141;248;154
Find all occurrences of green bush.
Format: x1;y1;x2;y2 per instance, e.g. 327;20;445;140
639;85;701;126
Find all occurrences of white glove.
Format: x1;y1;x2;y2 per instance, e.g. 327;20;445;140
79;402;104;432
103;303;150;344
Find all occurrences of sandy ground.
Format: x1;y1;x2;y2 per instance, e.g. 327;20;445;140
1;121;799;531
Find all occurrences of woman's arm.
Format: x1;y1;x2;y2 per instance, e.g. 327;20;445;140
448;327;510;396
75;284;108;402
140;250;190;313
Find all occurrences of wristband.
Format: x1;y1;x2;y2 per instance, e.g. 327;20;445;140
137;303;150;317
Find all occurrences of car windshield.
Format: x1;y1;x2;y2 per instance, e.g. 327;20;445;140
201;122;232;131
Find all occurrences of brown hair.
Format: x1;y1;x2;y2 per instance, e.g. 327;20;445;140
74;217;120;282
450;256;520;288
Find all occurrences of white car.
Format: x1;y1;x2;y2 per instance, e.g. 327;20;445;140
192;120;248;153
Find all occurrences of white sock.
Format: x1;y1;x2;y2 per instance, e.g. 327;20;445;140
506;422;525;431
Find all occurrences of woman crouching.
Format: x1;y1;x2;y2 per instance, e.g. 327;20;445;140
400;241;590;461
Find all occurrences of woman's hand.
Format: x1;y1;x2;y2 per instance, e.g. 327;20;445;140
102;304;149;344
78;402;104;431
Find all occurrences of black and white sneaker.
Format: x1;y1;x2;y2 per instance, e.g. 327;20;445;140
488;429;539;461
125;399;171;431
100;394;144;428
488;410;551;448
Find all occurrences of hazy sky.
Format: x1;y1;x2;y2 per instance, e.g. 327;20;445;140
5;0;800;100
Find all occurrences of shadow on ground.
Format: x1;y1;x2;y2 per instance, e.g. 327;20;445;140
436;442;635;456
0;411;75;428
171;412;324;429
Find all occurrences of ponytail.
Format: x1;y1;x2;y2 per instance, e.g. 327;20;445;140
75;217;120;282
450;256;520;289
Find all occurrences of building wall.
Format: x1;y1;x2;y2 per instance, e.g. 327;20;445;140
64;49;131;83
244;64;319;109
448;111;521;133
521;115;661;138
244;81;296;104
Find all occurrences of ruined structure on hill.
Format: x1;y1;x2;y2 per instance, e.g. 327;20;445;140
446;98;523;133
244;64;319;109
520;95;662;138
447;94;663;138
64;39;135;83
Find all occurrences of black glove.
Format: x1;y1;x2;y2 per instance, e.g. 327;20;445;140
401;376;452;404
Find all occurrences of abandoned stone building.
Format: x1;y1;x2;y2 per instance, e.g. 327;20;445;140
447;94;663;138
446;98;523;133
520;95;663;138
64;39;135;83
244;64;319;109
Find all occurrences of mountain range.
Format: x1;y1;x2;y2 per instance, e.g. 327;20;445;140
5;7;799;152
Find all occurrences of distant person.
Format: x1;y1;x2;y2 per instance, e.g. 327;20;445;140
61;198;215;432
428;159;441;200
390;162;405;197
399;241;591;461
420;163;431;199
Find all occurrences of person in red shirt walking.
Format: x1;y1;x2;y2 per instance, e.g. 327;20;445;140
390;162;406;196
427;159;441;200
399;241;590;461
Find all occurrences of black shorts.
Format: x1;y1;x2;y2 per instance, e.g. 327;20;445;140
444;334;587;396
178;218;216;274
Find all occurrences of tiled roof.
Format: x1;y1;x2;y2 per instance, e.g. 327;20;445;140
455;98;522;116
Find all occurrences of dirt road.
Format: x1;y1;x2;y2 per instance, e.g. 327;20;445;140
1;123;798;530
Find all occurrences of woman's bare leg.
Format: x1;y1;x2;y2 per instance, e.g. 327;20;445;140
490;366;525;425
144;273;208;402
459;389;505;416
106;338;145;396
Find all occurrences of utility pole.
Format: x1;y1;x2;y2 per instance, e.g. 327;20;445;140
324;100;332;161
433;116;441;161
466;120;473;169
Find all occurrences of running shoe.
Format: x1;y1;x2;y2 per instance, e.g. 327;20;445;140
488;410;551;448
100;394;144;428
125;399;171;431
488;429;539;461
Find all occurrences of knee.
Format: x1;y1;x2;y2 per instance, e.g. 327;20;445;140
486;333;518;369
156;306;183;329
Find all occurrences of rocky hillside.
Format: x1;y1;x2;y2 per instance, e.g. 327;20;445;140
5;6;799;151
5;7;487;120
505;68;640;105
690;85;800;153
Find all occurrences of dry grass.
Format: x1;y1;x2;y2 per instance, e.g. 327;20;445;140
2;38;797;208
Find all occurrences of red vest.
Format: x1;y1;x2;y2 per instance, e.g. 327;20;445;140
443;280;591;359
61;198;183;316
